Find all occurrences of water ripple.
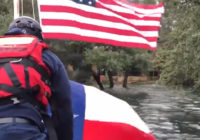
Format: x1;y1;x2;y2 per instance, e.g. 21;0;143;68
108;84;200;140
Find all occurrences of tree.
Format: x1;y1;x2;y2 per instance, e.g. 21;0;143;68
154;0;200;91
0;0;13;36
84;46;151;88
84;47;122;88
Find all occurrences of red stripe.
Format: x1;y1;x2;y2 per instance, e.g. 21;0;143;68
83;120;156;140
111;0;164;10
42;18;159;32
96;1;162;21
42;19;158;42
97;0;163;19
43;33;156;51
40;5;161;23
105;11;161;21
38;0;163;50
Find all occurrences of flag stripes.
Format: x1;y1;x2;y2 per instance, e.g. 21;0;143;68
38;0;164;50
69;80;156;140
40;6;160;31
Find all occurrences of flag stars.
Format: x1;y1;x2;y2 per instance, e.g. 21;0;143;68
73;0;95;6
88;1;92;5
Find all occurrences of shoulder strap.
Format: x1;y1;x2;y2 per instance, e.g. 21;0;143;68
0;57;51;87
20;57;51;86
0;63;44;108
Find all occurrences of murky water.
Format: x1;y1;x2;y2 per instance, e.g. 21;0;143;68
107;84;200;140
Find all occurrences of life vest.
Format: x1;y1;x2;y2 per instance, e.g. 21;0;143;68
0;35;51;107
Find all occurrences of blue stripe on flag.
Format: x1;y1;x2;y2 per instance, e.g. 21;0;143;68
70;80;86;140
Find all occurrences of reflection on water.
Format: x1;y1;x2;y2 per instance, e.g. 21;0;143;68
107;84;200;140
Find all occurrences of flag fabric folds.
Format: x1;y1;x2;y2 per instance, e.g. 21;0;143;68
70;80;156;140
38;0;164;50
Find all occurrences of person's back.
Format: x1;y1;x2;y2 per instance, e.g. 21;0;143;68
0;16;73;140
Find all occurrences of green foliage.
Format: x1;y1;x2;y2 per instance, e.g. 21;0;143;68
0;0;39;36
117;50;133;72
84;46;151;75
0;0;13;35
154;0;200;90
48;39;95;70
84;47;123;71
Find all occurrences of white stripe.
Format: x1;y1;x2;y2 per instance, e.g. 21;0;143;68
38;0;163;16
114;0;164;14
96;1;162;26
129;19;160;26
38;0;97;11
42;25;157;48
0;37;34;45
38;0;161;26
96;1;161;26
83;85;151;133
97;0;163;18
40;12;159;37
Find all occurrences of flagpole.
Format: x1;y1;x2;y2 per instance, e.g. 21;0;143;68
21;0;23;16
37;0;42;25
13;0;20;19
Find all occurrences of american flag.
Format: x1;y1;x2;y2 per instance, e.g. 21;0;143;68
69;80;156;140
38;0;164;50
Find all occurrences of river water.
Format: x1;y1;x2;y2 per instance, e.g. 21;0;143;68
106;84;200;140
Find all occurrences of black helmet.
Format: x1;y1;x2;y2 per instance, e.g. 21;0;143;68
8;16;43;40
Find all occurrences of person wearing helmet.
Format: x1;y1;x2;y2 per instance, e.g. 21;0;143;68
0;16;73;140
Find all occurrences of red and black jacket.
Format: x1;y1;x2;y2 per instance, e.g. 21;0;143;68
0;35;51;107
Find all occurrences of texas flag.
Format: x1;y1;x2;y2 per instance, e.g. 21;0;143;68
70;80;156;140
